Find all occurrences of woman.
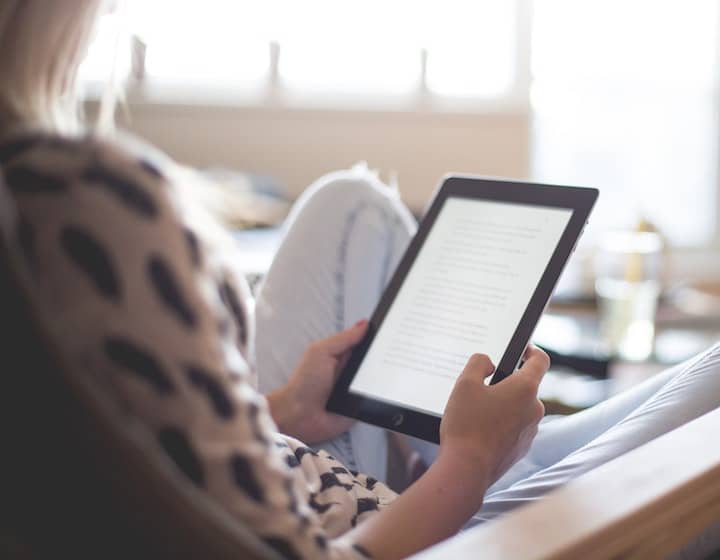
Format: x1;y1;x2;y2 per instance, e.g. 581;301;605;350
0;1;718;559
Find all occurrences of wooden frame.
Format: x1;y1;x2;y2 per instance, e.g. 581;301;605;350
413;407;720;559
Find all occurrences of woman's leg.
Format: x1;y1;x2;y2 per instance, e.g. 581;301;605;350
254;164;416;480
476;341;720;521
486;355;686;493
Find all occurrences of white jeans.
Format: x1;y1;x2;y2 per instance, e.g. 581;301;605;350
254;168;720;557
255;165;417;480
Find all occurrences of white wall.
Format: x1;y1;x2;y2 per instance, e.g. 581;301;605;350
119;103;530;212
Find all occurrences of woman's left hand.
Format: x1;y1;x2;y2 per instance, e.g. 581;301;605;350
267;320;369;444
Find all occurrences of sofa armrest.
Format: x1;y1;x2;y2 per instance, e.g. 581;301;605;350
413;407;720;559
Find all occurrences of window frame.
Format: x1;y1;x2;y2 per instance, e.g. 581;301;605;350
85;0;533;114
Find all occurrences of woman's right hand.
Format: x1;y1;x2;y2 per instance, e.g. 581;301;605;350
348;347;550;559
439;346;549;488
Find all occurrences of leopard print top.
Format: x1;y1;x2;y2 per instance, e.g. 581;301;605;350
0;130;397;560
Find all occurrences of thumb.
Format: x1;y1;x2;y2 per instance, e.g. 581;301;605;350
516;346;550;387
321;320;369;356
461;353;496;380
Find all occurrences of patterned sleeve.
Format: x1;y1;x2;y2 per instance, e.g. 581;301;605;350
0;132;392;560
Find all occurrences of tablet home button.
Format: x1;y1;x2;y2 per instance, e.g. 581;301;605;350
391;413;404;427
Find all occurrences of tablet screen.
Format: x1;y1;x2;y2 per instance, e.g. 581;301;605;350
348;197;573;416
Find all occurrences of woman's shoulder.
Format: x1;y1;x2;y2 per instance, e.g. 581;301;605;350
0;126;256;370
0;129;170;191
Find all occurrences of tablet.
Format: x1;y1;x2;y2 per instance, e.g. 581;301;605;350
326;175;598;443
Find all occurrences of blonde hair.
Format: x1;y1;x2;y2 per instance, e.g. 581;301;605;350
0;1;253;237
0;0;104;134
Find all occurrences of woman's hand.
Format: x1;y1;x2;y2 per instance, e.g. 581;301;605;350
347;346;549;560
439;346;549;487
267;320;369;444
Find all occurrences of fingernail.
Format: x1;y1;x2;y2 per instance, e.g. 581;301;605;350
355;319;368;327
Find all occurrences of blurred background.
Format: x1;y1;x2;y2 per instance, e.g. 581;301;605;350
82;0;720;410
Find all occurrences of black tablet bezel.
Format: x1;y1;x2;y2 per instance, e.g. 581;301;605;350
326;175;598;444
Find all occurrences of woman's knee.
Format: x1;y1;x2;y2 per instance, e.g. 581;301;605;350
288;164;416;236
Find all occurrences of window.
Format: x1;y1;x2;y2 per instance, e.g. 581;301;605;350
80;0;524;101
530;0;719;247
80;1;720;249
